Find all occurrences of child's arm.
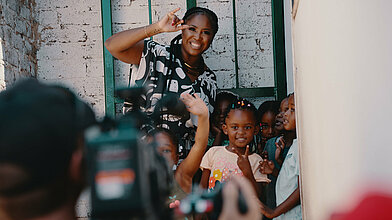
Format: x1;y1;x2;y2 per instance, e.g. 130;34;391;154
260;178;301;218
175;93;209;193
200;169;211;189
234;146;261;196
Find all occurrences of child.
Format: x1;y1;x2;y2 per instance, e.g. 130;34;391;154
256;101;280;154
209;91;238;147
200;98;270;196
260;93;302;220
148;93;209;211
259;96;297;216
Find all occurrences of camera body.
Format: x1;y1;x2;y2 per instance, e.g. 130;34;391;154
86;87;173;219
178;183;248;220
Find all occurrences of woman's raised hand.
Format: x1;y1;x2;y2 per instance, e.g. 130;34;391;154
157;8;190;33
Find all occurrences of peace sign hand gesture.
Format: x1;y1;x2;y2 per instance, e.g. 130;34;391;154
157;8;190;33
233;145;253;177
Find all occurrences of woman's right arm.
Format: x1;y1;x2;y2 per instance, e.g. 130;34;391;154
104;8;190;64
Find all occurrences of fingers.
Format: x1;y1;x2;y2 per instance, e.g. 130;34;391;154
180;93;193;101
177;24;190;30
245;145;250;157
169;7;181;15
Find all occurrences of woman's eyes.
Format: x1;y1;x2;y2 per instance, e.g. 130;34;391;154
162;149;172;153
187;27;211;35
231;126;238;129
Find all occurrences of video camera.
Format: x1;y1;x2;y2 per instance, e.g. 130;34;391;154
177;183;248;220
85;87;186;219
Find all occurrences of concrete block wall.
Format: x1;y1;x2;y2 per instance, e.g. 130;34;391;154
0;0;39;91
36;0;105;116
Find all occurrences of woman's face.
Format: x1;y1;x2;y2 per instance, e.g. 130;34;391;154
181;14;214;59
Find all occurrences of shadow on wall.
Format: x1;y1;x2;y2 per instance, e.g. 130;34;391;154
0;0;40;91
0;39;4;90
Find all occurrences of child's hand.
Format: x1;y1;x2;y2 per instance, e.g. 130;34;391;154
275;137;285;166
180;93;208;117
259;160;275;175
210;123;222;136
233;145;252;177
259;201;276;219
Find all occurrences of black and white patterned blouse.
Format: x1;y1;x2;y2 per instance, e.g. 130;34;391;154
125;39;217;152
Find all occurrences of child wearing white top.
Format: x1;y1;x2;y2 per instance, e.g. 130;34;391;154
259;93;302;220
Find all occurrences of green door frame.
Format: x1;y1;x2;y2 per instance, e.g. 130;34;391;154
101;0;287;118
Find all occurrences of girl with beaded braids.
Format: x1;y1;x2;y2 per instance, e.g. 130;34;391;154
105;7;218;158
200;98;270;197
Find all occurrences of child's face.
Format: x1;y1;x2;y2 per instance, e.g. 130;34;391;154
155;132;178;168
260;111;277;141
283;95;296;131
275;98;289;132
222;109;258;148
212;99;231;129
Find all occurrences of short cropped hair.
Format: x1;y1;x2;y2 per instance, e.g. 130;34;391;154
0;79;96;218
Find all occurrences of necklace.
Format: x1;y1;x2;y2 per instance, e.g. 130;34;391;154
183;61;205;76
184;62;201;70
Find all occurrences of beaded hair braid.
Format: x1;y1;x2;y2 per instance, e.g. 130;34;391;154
223;98;259;125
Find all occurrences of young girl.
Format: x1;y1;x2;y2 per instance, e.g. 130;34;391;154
208;91;238;147
260;93;302;220
200;98;270;196
256;101;280;154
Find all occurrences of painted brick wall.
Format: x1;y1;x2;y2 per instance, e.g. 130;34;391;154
36;0;105;116
0;0;39;91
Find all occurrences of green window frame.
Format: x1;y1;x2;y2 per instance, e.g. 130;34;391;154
101;0;287;118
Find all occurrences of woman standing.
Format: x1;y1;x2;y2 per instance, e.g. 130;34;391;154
105;7;219;158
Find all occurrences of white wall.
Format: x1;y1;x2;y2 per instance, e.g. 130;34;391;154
284;0;294;94
0;0;39;91
292;1;392;219
36;0;105;117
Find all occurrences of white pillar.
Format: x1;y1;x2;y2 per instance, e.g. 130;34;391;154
292;1;392;219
